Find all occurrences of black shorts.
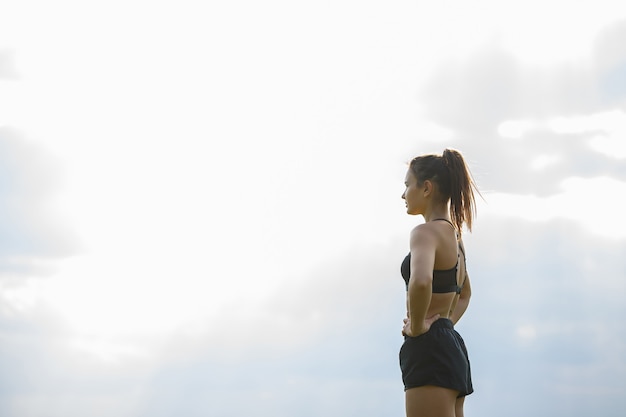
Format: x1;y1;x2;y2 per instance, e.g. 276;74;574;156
399;318;473;396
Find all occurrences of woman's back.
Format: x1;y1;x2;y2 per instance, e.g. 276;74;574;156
401;218;467;320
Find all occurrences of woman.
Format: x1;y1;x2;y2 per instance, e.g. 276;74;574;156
399;149;479;417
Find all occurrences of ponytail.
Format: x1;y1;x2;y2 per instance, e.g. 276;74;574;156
409;148;480;234
442;148;479;233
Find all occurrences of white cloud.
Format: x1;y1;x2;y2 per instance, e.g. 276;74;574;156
481;176;626;239
548;109;626;134
498;119;538;139
529;154;561;170
588;133;626;158
498;109;626;159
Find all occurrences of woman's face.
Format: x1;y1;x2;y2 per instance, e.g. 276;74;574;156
401;169;424;215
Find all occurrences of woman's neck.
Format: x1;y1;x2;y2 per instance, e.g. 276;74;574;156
423;205;449;223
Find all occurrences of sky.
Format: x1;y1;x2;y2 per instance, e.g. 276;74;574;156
1;0;626;416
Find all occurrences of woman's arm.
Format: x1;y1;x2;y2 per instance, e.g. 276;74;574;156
450;272;471;325
405;225;436;336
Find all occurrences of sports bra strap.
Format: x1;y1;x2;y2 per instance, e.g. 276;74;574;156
432;218;455;228
433;218;466;294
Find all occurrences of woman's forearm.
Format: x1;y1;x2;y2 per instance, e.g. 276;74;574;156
450;297;469;325
407;279;431;333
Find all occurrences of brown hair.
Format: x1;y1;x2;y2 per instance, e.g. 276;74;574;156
409;148;480;233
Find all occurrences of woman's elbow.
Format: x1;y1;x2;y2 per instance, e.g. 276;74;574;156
409;275;432;290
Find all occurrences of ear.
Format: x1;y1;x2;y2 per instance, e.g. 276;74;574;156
423;179;433;197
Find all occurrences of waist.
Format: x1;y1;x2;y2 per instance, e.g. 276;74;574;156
404;318;454;340
430;318;454;330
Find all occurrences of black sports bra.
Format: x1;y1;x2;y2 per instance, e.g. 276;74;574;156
400;219;466;294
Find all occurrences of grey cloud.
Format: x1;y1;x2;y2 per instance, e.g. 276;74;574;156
0;130;81;414
0;219;623;417
418;30;626;197
420;44;600;134
463;217;626;417
0;319;149;417
421;45;523;135
594;18;626;103
138;222;626;417
0;241;408;417
0;128;78;276
132;241;409;417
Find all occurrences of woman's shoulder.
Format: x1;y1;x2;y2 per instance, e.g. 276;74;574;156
411;220;452;235
409;223;439;245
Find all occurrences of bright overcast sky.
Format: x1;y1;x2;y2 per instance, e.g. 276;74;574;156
1;1;626;416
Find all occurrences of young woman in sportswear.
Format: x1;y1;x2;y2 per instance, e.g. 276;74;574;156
399;148;479;417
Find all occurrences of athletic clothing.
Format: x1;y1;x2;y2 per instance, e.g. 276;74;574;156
399;319;473;396
401;253;460;293
400;219;466;294
399;218;473;396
